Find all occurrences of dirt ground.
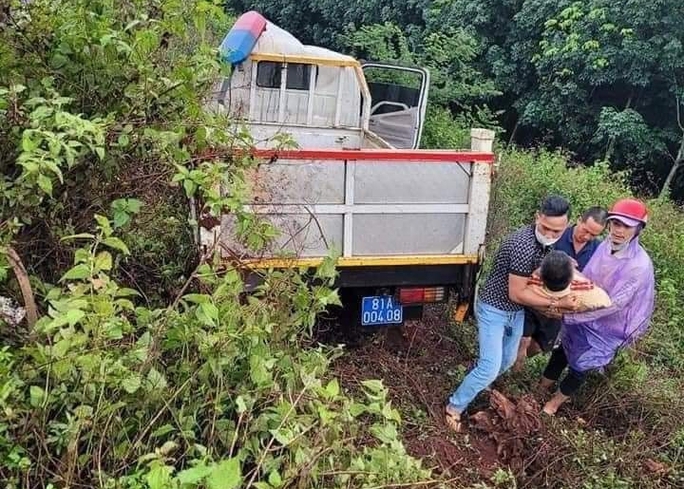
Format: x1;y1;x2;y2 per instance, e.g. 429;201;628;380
328;303;679;488
329;304;541;484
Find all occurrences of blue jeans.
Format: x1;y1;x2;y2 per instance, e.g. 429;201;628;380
448;299;524;412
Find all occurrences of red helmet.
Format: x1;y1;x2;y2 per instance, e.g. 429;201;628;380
608;198;648;227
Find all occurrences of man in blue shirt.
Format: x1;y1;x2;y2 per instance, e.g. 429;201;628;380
553;206;608;272
513;206;608;371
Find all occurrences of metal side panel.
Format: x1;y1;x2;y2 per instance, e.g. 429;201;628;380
352;213;465;255
248;160;345;204
354;161;471;204
219;213;343;258
214;150;491;263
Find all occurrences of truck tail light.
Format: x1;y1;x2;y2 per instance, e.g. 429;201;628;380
398;287;446;305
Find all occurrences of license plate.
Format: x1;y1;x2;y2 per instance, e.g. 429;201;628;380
361;295;403;326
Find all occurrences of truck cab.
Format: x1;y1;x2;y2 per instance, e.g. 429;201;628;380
209;11;429;151
202;11;495;327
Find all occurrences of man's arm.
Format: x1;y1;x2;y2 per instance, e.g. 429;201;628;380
509;274;577;310
564;276;641;325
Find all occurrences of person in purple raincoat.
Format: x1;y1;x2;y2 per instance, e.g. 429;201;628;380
539;198;656;415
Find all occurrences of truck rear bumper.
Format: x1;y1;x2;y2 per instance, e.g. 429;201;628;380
334;263;472;288
242;261;480;324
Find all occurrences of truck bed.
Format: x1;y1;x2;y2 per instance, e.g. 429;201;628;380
200;143;494;269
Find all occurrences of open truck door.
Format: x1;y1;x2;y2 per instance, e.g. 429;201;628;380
361;63;430;149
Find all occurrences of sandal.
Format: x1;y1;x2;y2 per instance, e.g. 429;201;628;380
445;405;463;433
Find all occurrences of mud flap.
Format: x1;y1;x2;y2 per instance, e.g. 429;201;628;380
453;302;470;323
453;244;485;323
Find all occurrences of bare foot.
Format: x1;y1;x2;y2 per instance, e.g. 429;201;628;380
445;405;463;432
539;377;556;391
542;391;570;416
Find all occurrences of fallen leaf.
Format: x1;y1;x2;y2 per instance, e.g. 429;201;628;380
644;459;668;473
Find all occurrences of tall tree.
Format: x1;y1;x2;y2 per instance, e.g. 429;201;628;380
437;0;684;197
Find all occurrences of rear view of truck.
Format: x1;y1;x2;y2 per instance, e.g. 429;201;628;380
202;11;495;327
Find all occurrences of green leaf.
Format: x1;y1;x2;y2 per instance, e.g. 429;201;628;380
116;288;141;297
118;133;130;147
268;470;282;487
370;422;399;444
122;374;142;394
325;378;340;398
146;368;168;391
74;404;93;419
200;302;219;321
29;385;46;407
151;424;175;438
183;293;211;304
348;402;367;418
94;214;113;235
269;428;294;446
207;458;242;489
235;395;247;414
315;252;339;280
176;463;213;485
37;174;53;196
115;298;135;310
317;405;336;425
113;211;130;228
95;251;113;271
53;338;71;358
95;146;105;160
361;379;385;394
382;401;401;422
195;307;213;327
249;355;271;385
43;159;64;182
126;198;143;213
50;53;68;69
75;249;90;264
65;308;85;326
22;135;38;153
61;264;91;281
146;462;174;489
183;179;197;196
102;237;130;255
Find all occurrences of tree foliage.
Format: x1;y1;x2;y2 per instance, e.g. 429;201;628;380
436;0;684;196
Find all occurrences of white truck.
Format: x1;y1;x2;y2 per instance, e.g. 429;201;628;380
200;11;495;327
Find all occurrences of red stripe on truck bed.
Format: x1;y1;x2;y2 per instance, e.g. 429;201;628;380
250;148;495;163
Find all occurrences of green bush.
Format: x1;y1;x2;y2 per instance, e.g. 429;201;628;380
0;214;432;487
0;1;435;487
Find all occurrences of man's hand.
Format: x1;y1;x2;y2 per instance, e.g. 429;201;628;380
558;294;579;311
528;273;543;286
545;310;564;319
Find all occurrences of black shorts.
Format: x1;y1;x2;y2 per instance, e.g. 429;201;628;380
523;308;562;352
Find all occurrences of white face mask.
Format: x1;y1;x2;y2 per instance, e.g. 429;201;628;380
535;225;561;247
610;240;630;252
